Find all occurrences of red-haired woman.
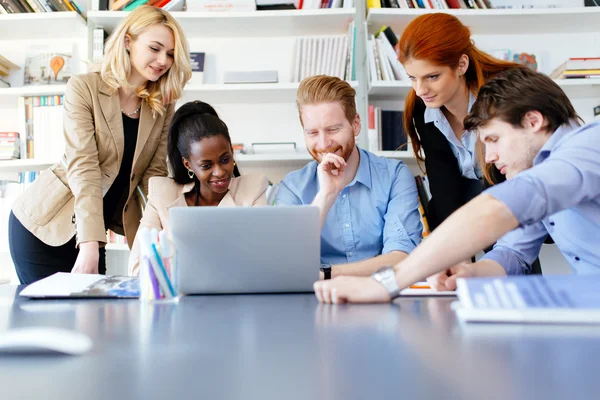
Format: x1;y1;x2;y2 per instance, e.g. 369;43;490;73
397;13;544;282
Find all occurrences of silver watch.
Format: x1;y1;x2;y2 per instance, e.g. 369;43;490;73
371;266;401;299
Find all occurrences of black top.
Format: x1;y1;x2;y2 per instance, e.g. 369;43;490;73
412;98;504;231
103;114;139;230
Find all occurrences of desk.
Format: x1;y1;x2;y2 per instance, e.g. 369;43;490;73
1;285;600;400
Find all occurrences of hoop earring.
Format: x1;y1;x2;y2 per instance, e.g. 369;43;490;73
188;169;194;179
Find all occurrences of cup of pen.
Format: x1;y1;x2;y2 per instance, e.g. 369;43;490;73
138;228;178;303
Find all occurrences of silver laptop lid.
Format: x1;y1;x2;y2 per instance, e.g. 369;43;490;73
170;206;320;294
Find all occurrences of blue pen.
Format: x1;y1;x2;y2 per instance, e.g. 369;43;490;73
151;243;176;297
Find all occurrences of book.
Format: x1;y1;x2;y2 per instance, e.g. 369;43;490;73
455;275;600;325
189;52;205;85
20;273;140;299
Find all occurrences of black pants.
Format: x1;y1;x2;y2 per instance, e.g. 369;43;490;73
9;212;106;284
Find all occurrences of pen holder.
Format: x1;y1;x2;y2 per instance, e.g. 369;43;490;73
138;229;179;303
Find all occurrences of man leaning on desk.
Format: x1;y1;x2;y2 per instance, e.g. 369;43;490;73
275;75;423;279
314;67;600;304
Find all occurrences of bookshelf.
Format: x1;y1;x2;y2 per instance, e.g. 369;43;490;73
0;6;599;281
367;80;600;100
0;11;86;39
88;9;357;37
366;7;600;35
0;85;67;98
182;81;359;104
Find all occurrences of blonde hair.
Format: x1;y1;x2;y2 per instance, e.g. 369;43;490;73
101;5;192;115
296;75;357;126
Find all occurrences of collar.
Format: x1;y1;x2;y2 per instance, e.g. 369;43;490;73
347;147;372;190
533;120;582;165
423;91;477;124
97;73;118;97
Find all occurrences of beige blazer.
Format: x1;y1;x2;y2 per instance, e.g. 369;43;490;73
128;174;270;276
12;72;173;247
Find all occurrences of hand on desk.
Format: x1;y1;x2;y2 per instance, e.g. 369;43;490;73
313;276;391;304
426;261;474;291
71;241;99;275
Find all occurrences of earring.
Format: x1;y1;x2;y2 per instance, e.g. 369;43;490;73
126;49;130;54
188;169;194;179
233;161;236;166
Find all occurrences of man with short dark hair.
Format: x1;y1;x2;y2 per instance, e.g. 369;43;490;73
313;67;600;304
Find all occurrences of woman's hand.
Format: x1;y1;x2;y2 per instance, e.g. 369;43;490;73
71;241;100;275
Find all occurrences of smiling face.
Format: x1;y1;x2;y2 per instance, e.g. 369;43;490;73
301;102;360;163
479;113;549;180
126;23;175;84
183;135;235;198
403;57;466;109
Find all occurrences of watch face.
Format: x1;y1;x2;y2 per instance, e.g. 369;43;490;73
320;264;331;271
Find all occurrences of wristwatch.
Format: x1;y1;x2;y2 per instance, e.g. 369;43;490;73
371;266;401;300
320;263;332;280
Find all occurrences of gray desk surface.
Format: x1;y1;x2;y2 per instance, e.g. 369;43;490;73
1;285;600;400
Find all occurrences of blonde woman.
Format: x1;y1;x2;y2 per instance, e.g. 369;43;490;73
9;6;192;284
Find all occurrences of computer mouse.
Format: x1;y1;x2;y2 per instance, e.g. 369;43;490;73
0;327;93;355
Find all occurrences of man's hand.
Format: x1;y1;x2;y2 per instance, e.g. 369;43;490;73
313;276;391;304
316;153;347;196
71;241;100;275
426;262;475;291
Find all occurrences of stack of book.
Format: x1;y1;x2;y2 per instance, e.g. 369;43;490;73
367;0;492;9
550;57;600;80
367;26;409;83
92;0;184;11
0;132;20;160
19;95;65;160
0;55;19;89
0;0;84;14
367;106;408;152
107;230;128;246
292;21;356;83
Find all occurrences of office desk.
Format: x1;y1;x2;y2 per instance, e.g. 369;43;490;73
1;285;600;400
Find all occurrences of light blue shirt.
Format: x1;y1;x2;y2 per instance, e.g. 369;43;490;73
424;92;482;179
482;121;600;275
275;147;422;265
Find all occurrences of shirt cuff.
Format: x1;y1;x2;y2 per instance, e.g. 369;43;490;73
481;248;529;275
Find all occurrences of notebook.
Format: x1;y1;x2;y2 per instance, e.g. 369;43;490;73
19;273;139;299
454;275;600;324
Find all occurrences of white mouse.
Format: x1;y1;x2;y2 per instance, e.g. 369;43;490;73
0;327;93;355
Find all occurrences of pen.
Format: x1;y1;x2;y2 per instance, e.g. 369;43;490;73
409;284;431;289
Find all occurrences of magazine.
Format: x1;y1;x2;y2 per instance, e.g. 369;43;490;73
19;273;140;299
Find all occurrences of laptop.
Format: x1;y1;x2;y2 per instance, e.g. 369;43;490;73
170;206;320;294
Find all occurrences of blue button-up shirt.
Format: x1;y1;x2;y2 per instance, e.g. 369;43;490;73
424;92;482;180
275;147;422;265
482;121;600;275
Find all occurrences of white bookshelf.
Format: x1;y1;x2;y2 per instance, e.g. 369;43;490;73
367;7;600;35
0;11;86;39
367;79;600;100
88;9;356;37
0;85;67;98
183;81;359;104
0;159;55;173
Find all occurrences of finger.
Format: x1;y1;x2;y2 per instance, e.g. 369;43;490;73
313;282;324;303
322;283;332;304
445;269;469;291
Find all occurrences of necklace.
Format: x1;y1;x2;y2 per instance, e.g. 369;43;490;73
121;105;141;117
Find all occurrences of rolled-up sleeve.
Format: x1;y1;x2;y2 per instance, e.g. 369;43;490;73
382;163;423;254
482;222;547;275
484;129;600;226
275;179;302;205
